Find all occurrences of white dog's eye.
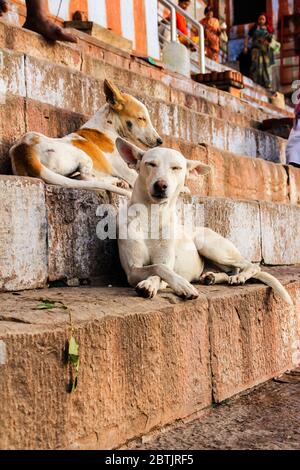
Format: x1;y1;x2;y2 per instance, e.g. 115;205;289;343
138;117;146;122
146;162;157;168
172;166;182;171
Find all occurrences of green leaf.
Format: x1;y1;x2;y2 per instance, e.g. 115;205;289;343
68;336;79;393
33;299;68;311
71;376;78;392
68;336;79;357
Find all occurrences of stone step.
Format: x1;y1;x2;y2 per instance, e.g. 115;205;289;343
1;175;300;292
0;270;299;449
0;56;287;165
204;56;283;108
1;98;298;205
0;20;292;124
163;137;296;205
0;95;298;206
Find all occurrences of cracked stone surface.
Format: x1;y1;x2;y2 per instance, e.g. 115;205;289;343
130;372;300;450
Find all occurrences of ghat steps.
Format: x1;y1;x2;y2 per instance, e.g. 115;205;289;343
0;20;299;450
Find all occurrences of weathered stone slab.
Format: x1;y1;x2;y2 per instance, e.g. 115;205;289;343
260;202;300;265
25;99;86;138
0;94;26;173
0;20;81;71
0;49;26;98
0;286;211;449
203;145;289;203
0;176;47;291
288;165;300;205
0;272;299;449
209;281;299;403
24;55;102;115
64;21;133;53
45;186;123;284
197;197;261;262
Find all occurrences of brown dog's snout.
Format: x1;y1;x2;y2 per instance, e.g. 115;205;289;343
153;179;168;195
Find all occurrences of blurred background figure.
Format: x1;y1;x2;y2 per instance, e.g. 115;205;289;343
244;13;274;89
200;6;221;62
158;0;195;51
286;94;300;168
219;20;228;64
238;45;252;78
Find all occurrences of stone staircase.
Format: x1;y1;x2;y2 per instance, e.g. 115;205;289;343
0;20;300;450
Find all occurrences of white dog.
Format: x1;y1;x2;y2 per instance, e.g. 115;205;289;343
9;80;162;197
116;138;292;305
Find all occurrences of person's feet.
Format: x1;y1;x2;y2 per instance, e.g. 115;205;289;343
1;1;77;43
0;1;9;16
23;16;77;43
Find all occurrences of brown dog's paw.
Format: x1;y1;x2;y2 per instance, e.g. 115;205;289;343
115;179;130;189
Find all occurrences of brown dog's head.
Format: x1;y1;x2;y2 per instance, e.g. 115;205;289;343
104;79;162;148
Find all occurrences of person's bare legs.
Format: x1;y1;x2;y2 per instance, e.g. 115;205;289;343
24;0;77;42
1;0;77;42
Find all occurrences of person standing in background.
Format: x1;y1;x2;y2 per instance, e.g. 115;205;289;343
244;13;274;89
219;20;228;64
286;95;300;168
159;0;196;50
200;6;221;62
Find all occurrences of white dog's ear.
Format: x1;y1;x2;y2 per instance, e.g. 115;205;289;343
187;160;211;179
104;79;125;111
116;138;145;169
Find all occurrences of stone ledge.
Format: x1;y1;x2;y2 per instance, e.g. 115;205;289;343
0;269;299;449
0;175;47;291
0;48;288;163
0;19;292;123
1;177;300;292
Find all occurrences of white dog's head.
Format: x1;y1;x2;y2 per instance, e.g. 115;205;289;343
104;80;162;148
116;138;211;204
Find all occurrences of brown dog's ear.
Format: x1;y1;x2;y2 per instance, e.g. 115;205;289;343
104;79;125;111
187;160;211;179
116;138;145;169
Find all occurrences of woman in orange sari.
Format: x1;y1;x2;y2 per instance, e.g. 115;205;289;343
200;6;221;62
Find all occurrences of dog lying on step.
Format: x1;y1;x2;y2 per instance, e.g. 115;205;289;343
116;138;293;305
9;80;162;198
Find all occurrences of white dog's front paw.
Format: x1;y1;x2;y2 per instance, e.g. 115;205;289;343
174;279;199;300
229;274;247;285
136;280;158;299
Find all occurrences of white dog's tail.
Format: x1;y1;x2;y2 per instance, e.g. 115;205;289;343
252;271;293;306
40;166;131;197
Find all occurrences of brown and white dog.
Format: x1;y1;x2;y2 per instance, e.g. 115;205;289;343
9;80;162;197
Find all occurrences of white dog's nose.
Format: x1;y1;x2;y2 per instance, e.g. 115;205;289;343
153;179;168;196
